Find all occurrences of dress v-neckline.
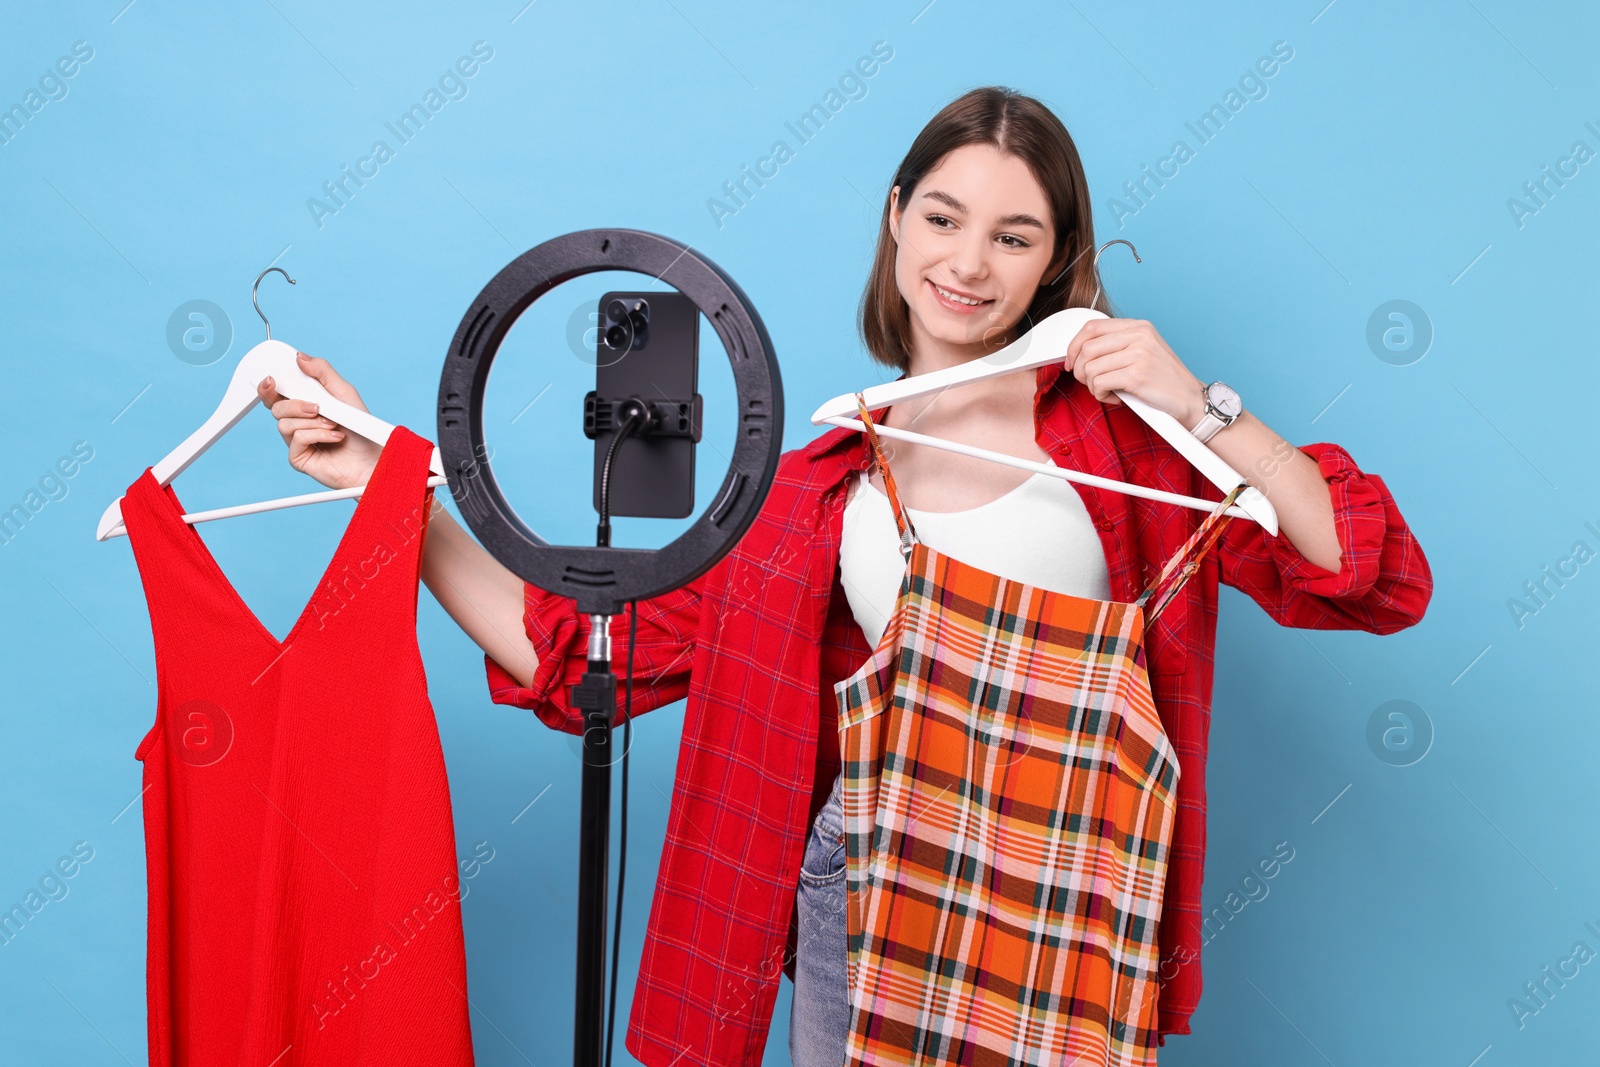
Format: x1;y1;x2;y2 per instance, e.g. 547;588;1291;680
141;429;407;654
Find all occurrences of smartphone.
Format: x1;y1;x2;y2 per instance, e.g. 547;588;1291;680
589;290;700;519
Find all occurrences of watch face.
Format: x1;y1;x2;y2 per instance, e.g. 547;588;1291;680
1209;382;1242;418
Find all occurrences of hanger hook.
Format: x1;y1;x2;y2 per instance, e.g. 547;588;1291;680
1043;238;1145;308
252;266;296;341
1089;239;1140;310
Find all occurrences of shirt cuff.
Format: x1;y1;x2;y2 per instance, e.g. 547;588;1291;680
483;585;591;735
1250;441;1383;600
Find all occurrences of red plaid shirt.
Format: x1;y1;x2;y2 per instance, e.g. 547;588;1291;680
485;360;1432;1066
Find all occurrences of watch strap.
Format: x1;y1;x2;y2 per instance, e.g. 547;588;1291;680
1190;410;1225;443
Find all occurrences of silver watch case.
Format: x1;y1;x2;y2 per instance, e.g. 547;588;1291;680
1203;380;1242;422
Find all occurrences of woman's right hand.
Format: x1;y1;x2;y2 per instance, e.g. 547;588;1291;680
256;352;384;491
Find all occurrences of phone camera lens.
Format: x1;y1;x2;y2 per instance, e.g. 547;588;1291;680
601;298;650;351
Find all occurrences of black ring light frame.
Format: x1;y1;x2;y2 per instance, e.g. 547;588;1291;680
437;228;783;618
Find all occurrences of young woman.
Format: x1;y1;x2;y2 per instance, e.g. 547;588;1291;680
258;87;1431;1067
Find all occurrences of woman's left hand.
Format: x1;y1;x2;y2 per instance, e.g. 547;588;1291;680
1063;318;1206;428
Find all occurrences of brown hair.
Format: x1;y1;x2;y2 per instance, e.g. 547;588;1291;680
858;86;1111;372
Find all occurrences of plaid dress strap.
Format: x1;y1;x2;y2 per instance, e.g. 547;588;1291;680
1134;478;1250;623
854;391;918;559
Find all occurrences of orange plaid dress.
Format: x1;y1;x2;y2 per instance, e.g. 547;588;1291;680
837;395;1247;1067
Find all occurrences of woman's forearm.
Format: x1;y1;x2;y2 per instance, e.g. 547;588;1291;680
1203;410;1342;572
420;499;540;688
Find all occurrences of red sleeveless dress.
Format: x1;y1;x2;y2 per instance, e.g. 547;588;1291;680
120;426;475;1066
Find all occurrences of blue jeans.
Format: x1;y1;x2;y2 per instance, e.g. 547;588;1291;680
789;771;849;1067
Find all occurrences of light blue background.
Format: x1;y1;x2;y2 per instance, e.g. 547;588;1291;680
2;1;1596;1064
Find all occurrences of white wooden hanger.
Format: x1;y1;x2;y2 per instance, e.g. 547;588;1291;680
97;268;447;542
810;242;1278;534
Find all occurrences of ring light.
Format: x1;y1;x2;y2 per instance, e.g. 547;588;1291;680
436;228;784;616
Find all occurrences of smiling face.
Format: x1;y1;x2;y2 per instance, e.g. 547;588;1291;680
888;142;1065;367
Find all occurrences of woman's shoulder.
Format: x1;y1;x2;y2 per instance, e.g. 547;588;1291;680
708;435;863;548
775;424;862;486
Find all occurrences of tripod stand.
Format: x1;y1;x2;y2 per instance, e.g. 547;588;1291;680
437;229;784;1067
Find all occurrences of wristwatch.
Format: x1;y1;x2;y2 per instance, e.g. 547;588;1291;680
1189;381;1242;443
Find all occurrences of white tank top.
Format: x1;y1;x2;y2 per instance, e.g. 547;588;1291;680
839;460;1113;648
